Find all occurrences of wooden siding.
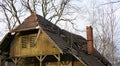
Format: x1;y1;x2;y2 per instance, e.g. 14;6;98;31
10;31;60;57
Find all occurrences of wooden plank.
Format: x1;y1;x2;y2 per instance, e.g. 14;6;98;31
10;31;61;57
36;55;47;66
11;57;21;65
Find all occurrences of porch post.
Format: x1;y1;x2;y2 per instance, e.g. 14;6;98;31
36;55;46;66
0;55;6;66
54;54;60;66
11;57;21;66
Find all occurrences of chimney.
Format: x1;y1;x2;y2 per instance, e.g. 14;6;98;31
86;26;93;54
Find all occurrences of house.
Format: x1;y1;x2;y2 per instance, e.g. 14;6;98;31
0;13;112;66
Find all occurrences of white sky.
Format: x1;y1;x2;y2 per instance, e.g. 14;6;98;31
0;0;91;40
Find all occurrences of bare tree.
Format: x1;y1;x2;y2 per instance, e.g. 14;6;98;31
20;0;74;25
40;0;71;24
0;0;80;31
0;0;25;31
20;0;38;13
88;0;120;65
0;5;11;30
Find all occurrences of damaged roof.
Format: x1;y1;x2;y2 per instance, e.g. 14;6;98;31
0;13;112;66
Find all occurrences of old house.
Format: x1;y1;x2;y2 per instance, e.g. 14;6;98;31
0;13;111;66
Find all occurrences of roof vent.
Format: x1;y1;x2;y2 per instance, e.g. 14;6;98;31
86;26;93;54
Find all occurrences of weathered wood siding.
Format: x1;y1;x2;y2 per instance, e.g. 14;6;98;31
9;31;85;66
10;31;60;57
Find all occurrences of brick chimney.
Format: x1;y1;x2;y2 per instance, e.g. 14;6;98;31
86;26;93;54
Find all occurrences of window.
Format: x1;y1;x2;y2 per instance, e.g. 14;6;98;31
21;36;27;48
21;34;37;48
30;36;36;47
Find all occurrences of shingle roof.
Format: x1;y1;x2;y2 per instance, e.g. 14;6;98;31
11;14;38;32
0;13;112;66
36;14;112;66
0;33;15;52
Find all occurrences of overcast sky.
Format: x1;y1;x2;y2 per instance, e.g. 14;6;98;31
0;0;92;40
0;0;120;43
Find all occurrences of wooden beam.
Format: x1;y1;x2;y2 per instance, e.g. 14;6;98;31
36;55;47;66
36;55;46;62
0;55;6;66
53;54;60;61
53;54;60;66
0;55;2;66
61;61;70;65
34;28;41;44
11;57;21;66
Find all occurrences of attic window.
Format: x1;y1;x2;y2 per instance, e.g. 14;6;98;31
21;36;27;48
30;36;36;47
21;34;37;48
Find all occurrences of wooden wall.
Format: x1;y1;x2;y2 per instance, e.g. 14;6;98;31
9;30;85;66
10;31;60;57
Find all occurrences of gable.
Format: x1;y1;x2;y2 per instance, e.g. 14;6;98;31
10;29;61;57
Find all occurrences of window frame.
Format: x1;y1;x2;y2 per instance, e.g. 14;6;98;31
21;34;37;48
